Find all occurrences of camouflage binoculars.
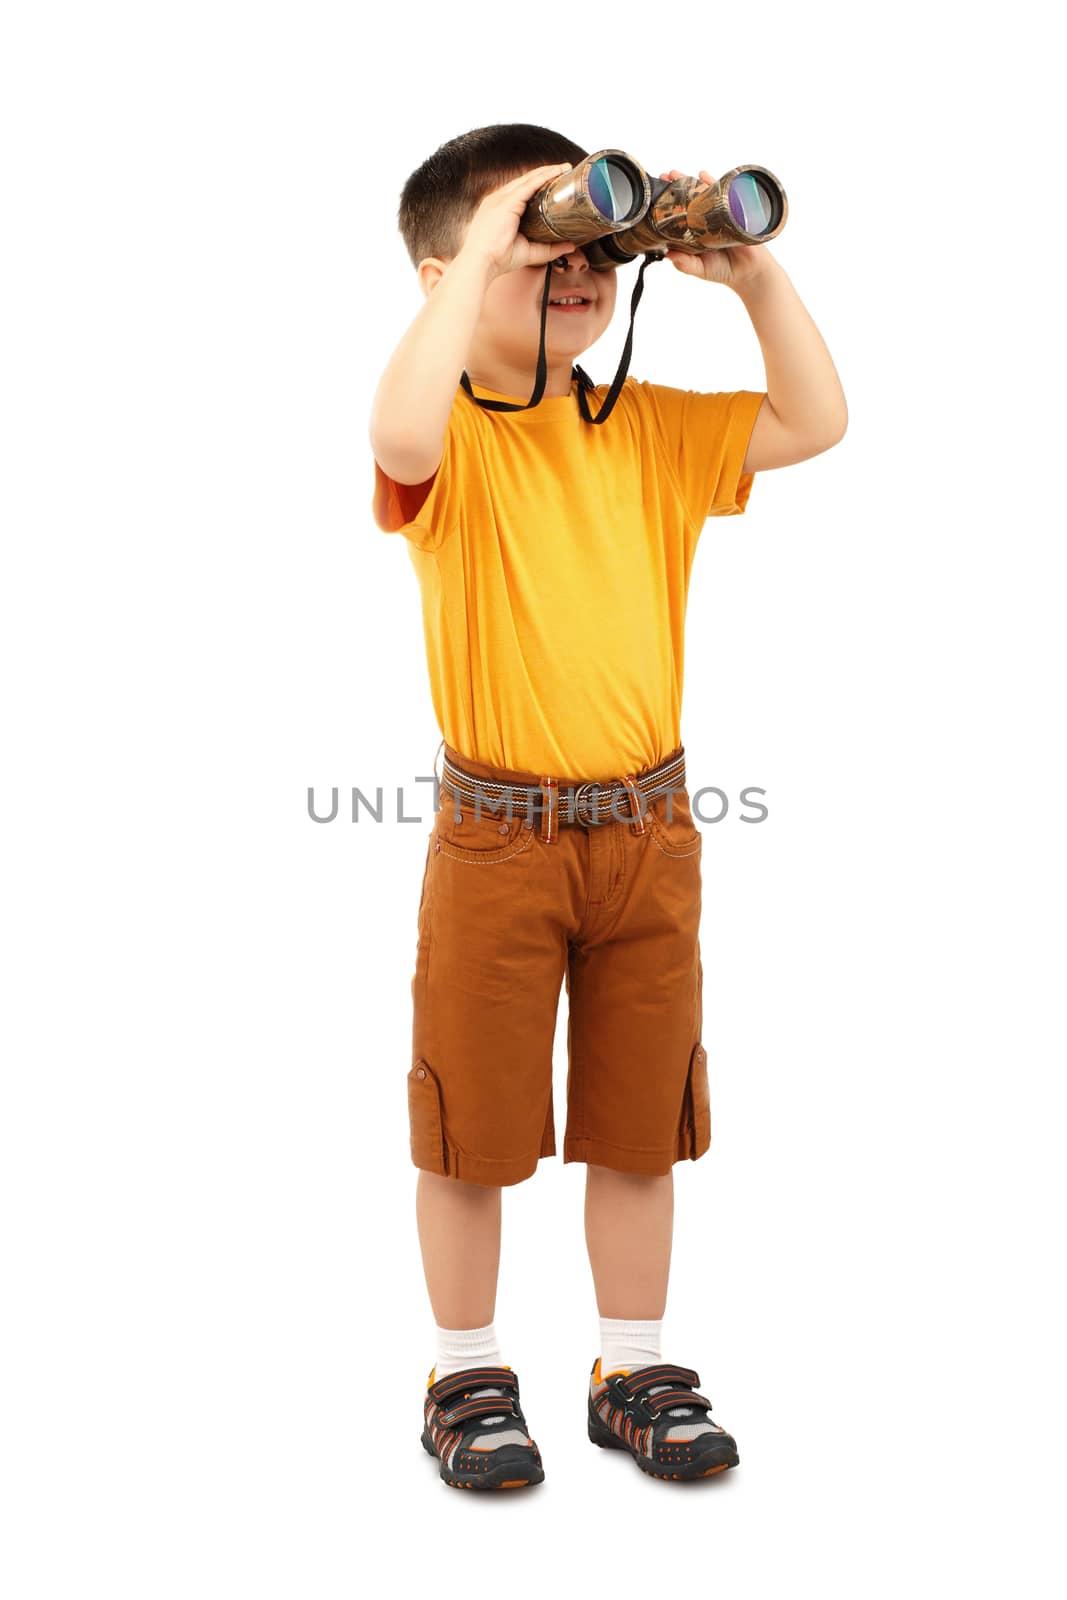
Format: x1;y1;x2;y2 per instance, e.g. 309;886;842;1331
521;150;787;269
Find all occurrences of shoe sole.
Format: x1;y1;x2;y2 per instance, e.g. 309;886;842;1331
587;1408;739;1481
421;1429;545;1490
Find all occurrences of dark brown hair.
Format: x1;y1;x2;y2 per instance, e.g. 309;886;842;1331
397;123;589;269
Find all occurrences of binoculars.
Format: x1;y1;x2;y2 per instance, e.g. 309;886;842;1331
521;150;787;269
460;149;787;422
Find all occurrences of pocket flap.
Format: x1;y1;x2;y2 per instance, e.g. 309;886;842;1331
408;1059;449;1175
679;1040;711;1160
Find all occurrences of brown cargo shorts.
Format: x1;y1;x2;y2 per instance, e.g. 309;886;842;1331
407;741;710;1186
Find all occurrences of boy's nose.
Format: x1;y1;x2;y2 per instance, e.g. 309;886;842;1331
553;245;590;268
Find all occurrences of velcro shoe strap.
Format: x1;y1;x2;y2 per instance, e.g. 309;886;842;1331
617;1363;701;1398
427;1365;518;1406
644;1387;713;1417
437;1394;520;1428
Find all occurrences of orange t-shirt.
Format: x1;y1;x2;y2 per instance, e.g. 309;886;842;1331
372;373;766;781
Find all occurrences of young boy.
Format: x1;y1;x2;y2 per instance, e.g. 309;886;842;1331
369;124;847;1491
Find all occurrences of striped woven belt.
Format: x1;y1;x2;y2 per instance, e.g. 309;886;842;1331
440;747;687;830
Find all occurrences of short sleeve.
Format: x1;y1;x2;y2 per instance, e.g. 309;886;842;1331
633;381;767;527
370;392;470;552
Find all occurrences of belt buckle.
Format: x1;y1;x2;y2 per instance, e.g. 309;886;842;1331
573;780;606;827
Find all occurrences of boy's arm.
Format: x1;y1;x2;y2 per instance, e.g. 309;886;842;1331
368;247;495;485
731;254;848;472
656;167;847;476
370;164;578;490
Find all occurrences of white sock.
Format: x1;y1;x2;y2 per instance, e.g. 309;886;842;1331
433;1321;504;1381
599;1316;662;1377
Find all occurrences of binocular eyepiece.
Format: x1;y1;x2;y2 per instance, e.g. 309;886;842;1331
521;149;787;269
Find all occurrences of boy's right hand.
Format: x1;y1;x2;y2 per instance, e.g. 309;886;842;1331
458;165;579;280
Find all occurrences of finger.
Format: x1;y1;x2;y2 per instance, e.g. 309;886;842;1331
533;240;575;262
515;162;572;187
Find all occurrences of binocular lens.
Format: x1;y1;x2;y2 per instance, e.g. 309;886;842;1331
587;157;639;223
727;172;777;235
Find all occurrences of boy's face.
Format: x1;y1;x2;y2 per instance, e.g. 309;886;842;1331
420;231;618;389
471;243;618;370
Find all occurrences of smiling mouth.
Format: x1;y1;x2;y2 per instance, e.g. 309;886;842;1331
548;298;592;311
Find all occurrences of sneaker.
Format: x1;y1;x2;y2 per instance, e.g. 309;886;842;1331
422;1363;545;1490
587;1357;739;1480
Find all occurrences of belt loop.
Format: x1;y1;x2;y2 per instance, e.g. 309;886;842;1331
539;777;558;844
620;773;647;836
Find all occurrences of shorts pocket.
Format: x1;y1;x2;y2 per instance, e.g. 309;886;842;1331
434;795;534;865
679;1040;711;1160
646;789;703;859
408;1058;449;1175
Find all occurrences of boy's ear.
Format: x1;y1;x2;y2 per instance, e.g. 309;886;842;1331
418;256;452;298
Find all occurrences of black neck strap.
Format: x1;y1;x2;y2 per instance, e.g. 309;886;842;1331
459;250;665;425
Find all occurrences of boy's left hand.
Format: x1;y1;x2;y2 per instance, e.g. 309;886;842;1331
657;169;774;291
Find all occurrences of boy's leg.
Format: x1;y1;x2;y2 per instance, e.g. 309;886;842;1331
584;1164;673;1321
567;768;739;1475
407;742;577;1491
415;1169;547;1489
415;1169;501;1329
583;1162;738;1477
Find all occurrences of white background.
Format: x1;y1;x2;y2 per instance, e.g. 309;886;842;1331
2;1;1064;1595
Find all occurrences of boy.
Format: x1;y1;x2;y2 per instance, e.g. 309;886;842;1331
369;124;847;1490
